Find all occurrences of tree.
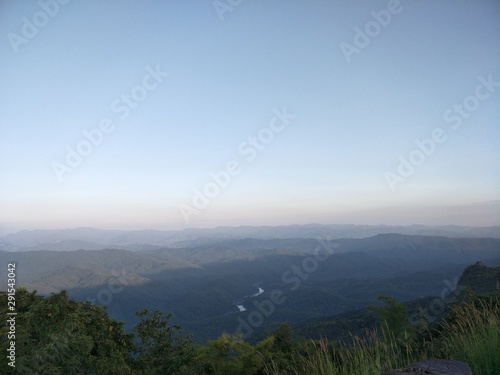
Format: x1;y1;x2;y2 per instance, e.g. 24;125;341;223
261;323;298;373
369;295;415;353
369;296;411;336
272;322;295;354
0;288;134;374
132;309;195;374
195;333;263;375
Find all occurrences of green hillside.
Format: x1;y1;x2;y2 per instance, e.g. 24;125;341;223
1;262;499;374
458;261;500;294
2;234;499;342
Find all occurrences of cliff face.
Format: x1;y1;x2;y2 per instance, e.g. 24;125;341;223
457;261;500;294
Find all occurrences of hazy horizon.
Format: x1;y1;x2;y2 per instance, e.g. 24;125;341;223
1;1;499;233
2;219;500;238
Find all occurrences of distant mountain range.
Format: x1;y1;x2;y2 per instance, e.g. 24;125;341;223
1;224;500;252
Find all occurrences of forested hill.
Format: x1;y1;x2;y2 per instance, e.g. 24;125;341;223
294;261;500;342
1;234;499;342
1;262;499;374
458;261;500;294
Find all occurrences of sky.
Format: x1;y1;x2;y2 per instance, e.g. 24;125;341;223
1;0;499;234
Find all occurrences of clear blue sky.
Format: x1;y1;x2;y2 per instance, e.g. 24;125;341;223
1;0;499;233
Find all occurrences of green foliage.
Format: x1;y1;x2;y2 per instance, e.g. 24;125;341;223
271;323;295;354
0;288;134;374
5;235;499;343
132;309;195;374
369;295;413;339
428;294;500;375
255;335;275;361
457;261;500;294
194;333;264;375
261;323;298;373
265;293;500;375
0;280;498;374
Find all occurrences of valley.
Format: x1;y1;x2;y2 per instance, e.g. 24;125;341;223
1;225;499;343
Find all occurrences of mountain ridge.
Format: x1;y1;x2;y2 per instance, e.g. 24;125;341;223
1;233;499;342
2;224;500;252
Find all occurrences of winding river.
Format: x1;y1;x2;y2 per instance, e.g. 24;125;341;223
236;287;264;312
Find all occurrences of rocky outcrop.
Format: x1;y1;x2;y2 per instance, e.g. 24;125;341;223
381;359;472;375
457;261;500;294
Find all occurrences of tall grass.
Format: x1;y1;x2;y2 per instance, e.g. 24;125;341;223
265;295;500;375
265;328;416;375
430;295;500;375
